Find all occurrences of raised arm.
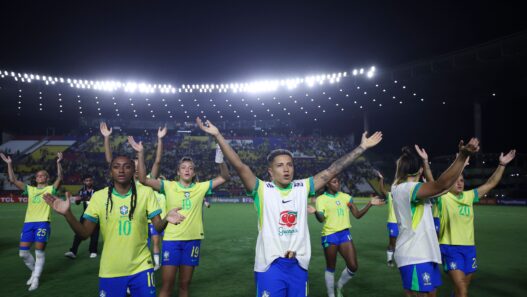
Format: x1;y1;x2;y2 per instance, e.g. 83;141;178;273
211;161;231;189
416;138;480;199
128;136;161;191
415;145;434;182
313;131;383;192
477;150;516;197
150;125;167;179
196;117;256;191
53;152;63;189
43;193;97;239
375;170;388;197
349;196;385;219
0;153;25;190
100;122;113;164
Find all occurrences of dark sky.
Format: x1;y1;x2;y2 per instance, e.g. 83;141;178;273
0;1;526;154
1;1;525;82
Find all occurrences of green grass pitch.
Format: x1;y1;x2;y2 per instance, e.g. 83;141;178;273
0;203;526;296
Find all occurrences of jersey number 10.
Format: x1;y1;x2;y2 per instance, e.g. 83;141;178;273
118;220;132;236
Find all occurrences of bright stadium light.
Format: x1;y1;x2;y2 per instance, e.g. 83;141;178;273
0;65;378;94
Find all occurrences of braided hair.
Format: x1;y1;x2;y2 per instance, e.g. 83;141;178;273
106;156;138;220
105;181;114;220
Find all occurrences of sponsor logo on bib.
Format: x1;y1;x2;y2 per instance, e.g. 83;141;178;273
279;210;297;227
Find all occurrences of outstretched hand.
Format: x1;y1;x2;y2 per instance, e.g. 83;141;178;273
43;193;71;215
158;125;168;139
458;138;480;156
360;131;383;149
127;136;144;153
499;150;516;166
370;196;385;206
165;207;186;224
414;145;429;161
100;122;112;137
196;117;220;136
307;205;317;214
0;153;12;164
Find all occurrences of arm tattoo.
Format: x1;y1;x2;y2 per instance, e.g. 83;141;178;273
326;146;365;176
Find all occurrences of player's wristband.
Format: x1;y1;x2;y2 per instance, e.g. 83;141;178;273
499;163;506;167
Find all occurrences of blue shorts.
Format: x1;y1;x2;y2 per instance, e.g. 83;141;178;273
387;222;399;238
20;222;51;243
162;240;201;266
321;229;352;248
433;218;440;234
99;268;156;297
399;262;442;292
148;223;164;237
440;244;477;274
255;258;308;297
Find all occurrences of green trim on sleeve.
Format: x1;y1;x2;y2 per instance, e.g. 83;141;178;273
473;188;479;203
148;209;161;219
82;213;99;223
206;180;213;196
160;179;166;195
254;191;260;216
410;183;423;203
308;176;315;197
51;186;58;195
247;178;259;197
22;184;29;196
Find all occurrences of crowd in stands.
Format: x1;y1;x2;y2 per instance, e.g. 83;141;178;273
1;129;524;198
0;131;379;197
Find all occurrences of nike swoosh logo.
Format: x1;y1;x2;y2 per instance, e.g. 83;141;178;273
282;200;292;203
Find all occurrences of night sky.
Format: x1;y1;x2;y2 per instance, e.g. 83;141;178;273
1;1;526;154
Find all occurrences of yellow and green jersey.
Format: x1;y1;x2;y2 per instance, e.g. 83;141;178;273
24;185;57;223
432;200;440;219
83;185;161;278
316;192;353;236
148;191;166;224
438;189;479;246
386;192;397;223
160;180;212;240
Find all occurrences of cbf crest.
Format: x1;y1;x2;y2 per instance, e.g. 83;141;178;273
184;192;190;198
336;201;341;206
422;272;431;285
120;205;129;216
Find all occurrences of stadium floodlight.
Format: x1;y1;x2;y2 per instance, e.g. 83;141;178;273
1;65;377;94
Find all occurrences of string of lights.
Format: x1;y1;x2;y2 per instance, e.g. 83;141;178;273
0;66;376;94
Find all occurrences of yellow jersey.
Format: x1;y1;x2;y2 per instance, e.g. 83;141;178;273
316;191;353;236
83;185;161;277
161;180;212;240
24;185;57;223
438;189;479;246
386;192;397;223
